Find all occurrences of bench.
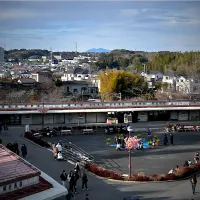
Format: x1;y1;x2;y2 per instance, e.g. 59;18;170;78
60;129;72;136
82;129;94;135
33;132;42;139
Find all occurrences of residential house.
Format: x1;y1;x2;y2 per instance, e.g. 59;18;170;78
61;67;90;81
30;68;53;84
61;80;98;97
144;71;163;89
162;73;176;91
175;76;200;94
17;78;39;88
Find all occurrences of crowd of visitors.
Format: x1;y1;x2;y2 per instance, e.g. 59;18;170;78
6;141;27;158
60;162;89;200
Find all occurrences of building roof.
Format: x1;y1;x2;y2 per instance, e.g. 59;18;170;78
18;78;37;84
31;68;52;74
73;67;83;74
62;80;88;85
0;145;40;186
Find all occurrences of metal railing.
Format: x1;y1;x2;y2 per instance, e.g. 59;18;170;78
62;142;94;163
0;100;200;110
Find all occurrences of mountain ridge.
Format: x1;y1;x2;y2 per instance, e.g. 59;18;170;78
87;48;111;53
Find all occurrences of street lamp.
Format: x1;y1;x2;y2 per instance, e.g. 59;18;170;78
127;125;133;178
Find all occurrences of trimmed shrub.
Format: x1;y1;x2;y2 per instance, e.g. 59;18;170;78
24;132;51;148
85;162;200;182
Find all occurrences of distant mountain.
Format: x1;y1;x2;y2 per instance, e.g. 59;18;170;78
87;48;111;53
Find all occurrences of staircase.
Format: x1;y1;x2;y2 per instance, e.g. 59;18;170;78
62;142;94;164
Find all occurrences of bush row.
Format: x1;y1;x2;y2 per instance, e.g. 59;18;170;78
85;162;200;182
24;132;51;148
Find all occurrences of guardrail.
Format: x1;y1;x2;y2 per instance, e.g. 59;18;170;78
0;100;199;109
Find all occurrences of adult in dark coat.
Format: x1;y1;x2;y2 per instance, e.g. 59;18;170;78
6;143;13;151
190;174;197;194
69;173;76;193
82;172;88;190
13;141;19;155
170;133;174;145
21;144;27;158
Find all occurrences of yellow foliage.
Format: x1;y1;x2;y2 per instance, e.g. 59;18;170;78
98;67;145;101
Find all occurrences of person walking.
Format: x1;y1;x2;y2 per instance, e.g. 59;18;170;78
82;172;88;191
69;172;76;193
60;170;68;188
190;174;197;195
13;141;19;155
56;142;62;153
74;162;80;175
170;133;174;145
52;144;58;160
3;123;8;135
21;144;27;158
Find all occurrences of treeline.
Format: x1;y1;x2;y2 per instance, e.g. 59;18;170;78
147;51;200;75
96;49;150;70
4;49;96;61
96;50;200;75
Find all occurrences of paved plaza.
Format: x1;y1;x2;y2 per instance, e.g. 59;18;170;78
1;124;200;200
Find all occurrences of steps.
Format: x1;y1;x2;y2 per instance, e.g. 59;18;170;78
61;142;94;164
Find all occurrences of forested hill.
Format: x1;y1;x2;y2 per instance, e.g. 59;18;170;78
96;50;200;75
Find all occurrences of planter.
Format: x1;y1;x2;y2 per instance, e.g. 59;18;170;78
106;142;110;146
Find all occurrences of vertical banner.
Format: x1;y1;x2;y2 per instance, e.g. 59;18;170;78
25;124;29;132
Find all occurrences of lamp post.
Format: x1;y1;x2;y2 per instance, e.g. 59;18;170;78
127;125;133;178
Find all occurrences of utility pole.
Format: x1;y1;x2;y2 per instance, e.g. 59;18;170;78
75;42;77;55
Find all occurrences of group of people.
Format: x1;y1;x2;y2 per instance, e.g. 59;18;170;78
60;162;89;200
115;136;126;151
168;152;199;195
6;142;27;158
163;133;174;146
53;142;63;160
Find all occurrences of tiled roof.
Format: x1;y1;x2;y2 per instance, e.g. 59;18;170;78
0;145;40;186
18;78;37;84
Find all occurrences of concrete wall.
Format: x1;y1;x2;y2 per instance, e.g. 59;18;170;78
138;112;148;122
44;114;53;124
53;114;65;124
178;111;188;121
96;113;107;123
189;111;199;121
32;114;42;124
21;114;32;125
170;111;178;120
86;113;97;123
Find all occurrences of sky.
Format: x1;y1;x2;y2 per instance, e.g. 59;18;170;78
0;1;200;52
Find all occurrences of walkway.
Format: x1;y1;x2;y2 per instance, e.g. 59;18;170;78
1;126;200;200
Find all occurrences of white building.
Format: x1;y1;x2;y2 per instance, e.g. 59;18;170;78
162;74;176;90
0;144;67;199
0;47;4;62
